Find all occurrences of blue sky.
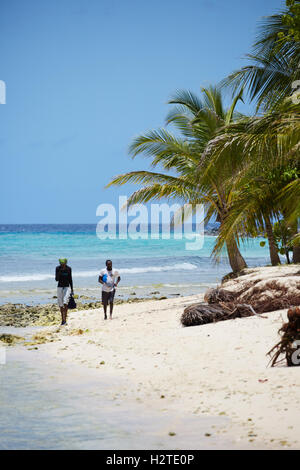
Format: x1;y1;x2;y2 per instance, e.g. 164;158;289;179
1;0;285;223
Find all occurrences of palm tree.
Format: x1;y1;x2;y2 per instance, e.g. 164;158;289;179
106;86;248;273
211;171;283;266
202;98;300;264
222;5;300;112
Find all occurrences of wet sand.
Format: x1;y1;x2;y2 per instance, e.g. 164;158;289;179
1;344;234;450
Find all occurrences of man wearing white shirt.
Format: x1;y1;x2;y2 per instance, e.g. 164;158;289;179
98;259;121;320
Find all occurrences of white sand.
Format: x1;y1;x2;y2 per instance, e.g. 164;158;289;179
33;285;300;450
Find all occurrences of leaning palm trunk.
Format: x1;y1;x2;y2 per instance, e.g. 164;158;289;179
265;216;281;266
225;237;247;273
290;221;300;264
293;245;300;264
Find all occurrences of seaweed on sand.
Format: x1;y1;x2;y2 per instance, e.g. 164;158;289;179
268;307;300;367
0;333;25;345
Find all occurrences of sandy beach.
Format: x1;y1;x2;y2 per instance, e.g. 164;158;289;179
2;0;299;453
7;279;298;450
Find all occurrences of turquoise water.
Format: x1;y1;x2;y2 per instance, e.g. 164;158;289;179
0;224;272;304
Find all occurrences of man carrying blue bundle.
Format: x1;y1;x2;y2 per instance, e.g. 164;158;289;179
98;260;121;320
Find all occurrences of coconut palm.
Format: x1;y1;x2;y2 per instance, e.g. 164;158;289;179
202;98;300;264
222;5;300;112
106;86;248;273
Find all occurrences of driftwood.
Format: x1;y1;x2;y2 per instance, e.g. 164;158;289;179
268;306;300;367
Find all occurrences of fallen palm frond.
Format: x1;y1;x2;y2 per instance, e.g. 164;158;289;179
181;301;258;327
204;287;236;304
268;306;300;367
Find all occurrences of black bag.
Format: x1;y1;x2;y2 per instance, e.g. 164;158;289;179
68;293;77;309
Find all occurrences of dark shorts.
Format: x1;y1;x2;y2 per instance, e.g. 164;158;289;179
102;289;115;305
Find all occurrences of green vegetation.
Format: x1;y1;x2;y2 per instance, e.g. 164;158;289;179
107;1;300;272
279;0;300;43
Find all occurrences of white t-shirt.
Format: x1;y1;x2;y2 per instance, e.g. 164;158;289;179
100;268;120;292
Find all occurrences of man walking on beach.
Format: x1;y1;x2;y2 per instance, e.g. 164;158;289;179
99;260;120;320
55;258;73;326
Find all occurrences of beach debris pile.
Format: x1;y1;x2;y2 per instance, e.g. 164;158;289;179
181;266;300;327
220;266;300;313
181;292;258;326
268;306;300;367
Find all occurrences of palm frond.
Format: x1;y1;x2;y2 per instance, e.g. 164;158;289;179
168;89;203;116
221;8;300;112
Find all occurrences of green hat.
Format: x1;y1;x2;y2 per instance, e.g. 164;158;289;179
59;258;67;264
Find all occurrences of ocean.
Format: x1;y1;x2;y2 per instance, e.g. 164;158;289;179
0;224;271;305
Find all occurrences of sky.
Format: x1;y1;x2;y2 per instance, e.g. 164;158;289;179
0;0;285;224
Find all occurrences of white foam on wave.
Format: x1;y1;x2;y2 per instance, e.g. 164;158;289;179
0;274;54;282
0;262;197;283
119;263;197;274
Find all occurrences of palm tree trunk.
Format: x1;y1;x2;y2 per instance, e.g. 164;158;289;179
265;216;281;266
292;245;300;263
290;221;300;264
225;237;247;273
